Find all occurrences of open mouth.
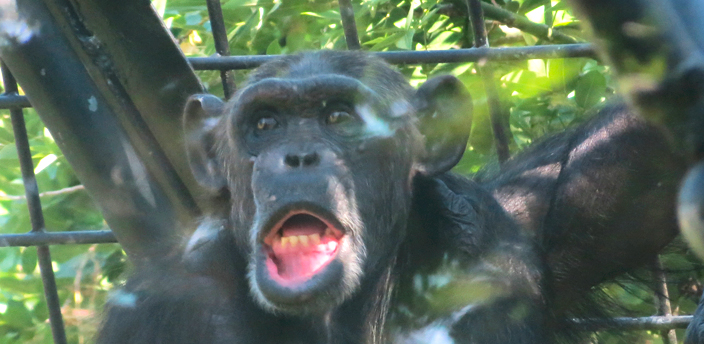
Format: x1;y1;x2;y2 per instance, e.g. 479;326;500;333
263;211;344;285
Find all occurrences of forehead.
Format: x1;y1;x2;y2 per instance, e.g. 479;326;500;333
246;51;414;99
232;75;386;114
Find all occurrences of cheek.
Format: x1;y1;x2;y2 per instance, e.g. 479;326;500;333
348;143;415;255
226;161;257;251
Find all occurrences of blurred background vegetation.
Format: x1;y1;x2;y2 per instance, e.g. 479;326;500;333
0;0;701;342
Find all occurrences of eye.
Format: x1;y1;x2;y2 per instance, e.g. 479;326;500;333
326;110;353;125
256;117;277;131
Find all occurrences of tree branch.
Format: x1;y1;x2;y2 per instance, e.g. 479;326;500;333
480;3;580;44
0;185;86;201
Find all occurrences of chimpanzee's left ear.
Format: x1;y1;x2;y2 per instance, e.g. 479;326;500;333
413;75;472;177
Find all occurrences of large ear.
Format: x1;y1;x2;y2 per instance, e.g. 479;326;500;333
183;94;227;190
413;75;473;177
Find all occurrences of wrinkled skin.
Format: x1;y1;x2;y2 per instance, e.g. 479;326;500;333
97;51;684;344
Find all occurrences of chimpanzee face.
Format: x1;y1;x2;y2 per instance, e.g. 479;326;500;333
183;51;472;314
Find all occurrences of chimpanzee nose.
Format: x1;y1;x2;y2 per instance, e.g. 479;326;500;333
284;151;320;168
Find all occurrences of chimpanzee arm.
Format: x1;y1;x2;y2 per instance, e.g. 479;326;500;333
96;267;229;344
394;176;546;344
482;104;685;311
437;175;547;343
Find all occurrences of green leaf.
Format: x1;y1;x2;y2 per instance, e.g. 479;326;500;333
0;276;42;294
575;70;607;108
547;58;585;92
3;300;33;329
152;0;167;18
266;39;282;55
184;11;202;26
20;249;36;274
0;145;17;160
396;29;415;50
31;301;48;323
301;10;340;21
366;31;405;51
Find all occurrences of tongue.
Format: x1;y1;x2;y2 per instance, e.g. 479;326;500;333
268;215;340;283
273;249;336;281
270;235;339;282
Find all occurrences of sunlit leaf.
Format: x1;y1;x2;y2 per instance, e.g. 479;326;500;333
33;154;56;175
575;70;607;108
366;31;405;51
151;0;167;18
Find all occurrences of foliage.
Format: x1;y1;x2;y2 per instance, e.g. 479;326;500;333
0;0;698;343
0;107;126;343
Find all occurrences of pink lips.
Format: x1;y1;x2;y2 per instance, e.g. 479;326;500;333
264;213;343;285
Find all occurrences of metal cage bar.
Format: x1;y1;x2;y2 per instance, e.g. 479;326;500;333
1;64;68;344
206;0;236;98
338;0;362;50
0;0;692;341
466;0;510;163
187;43;597;70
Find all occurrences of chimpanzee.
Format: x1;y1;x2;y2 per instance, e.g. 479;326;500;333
96;50;684;343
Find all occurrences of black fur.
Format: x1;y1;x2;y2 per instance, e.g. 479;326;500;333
97;51;684;344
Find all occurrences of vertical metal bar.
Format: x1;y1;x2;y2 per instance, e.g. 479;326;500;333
338;0;361;50
467;0;487;48
205;0;236;98
1;63;67;344
652;257;677;344
481;69;510;163
466;0;510;163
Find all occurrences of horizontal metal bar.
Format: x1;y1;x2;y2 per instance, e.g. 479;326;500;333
0;94;31;108
0;230;116;247
0;46;596;110
573;315;692;331
3;0;201;263
188;44;596;70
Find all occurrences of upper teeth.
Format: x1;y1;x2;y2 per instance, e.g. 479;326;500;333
280;233;322;248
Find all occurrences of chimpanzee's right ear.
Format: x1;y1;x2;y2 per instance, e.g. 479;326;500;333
183;94;227;190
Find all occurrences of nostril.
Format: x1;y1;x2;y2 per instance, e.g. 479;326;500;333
302;152;319;166
284;154;300;167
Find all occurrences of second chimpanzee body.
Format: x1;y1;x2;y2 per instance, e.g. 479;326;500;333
97;51;683;343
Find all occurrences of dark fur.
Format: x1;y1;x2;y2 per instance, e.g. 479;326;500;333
97;51;684;344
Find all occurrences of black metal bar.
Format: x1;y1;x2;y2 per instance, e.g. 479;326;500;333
2;63;67;344
338;0;361;50
2;0;204;263
188;44;596;70
467;0;488;47
481;68;510;163
0;94;31;108
572;315;692;331
466;0;510;163
3;72;43;231
205;0;236;98
0;230;116;247
652;257;677;344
